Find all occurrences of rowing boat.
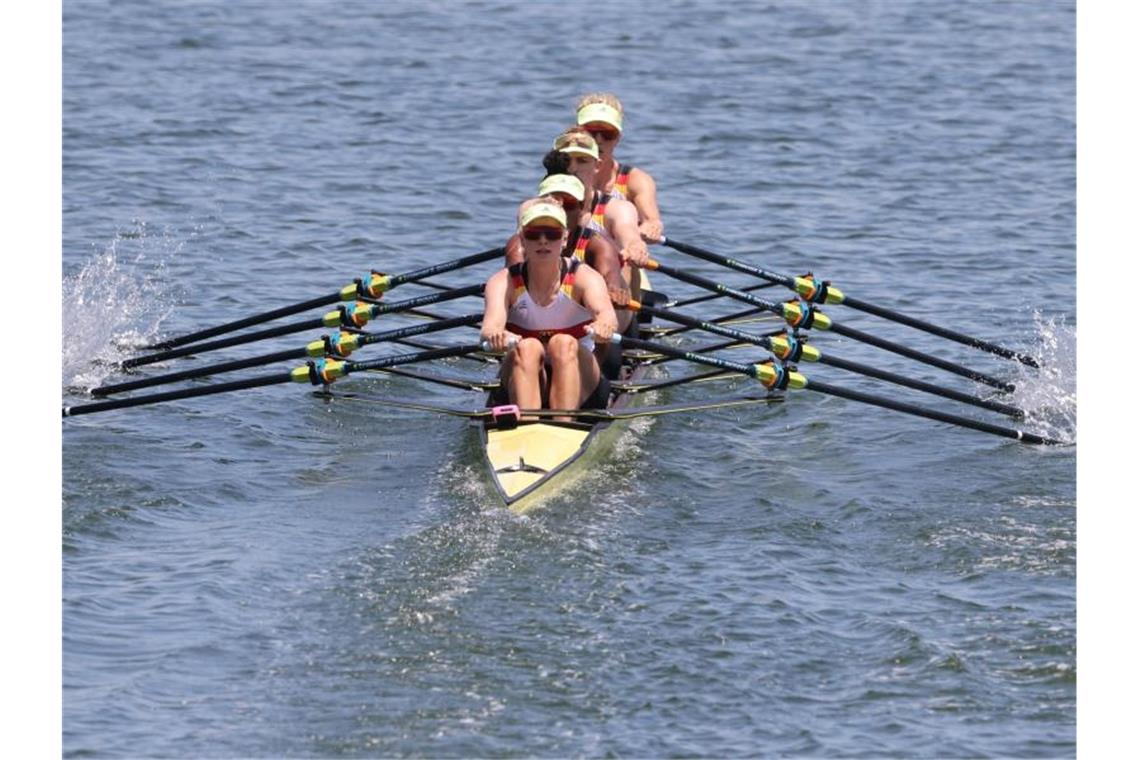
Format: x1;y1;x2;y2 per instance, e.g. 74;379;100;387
477;342;651;514
64;242;1063;501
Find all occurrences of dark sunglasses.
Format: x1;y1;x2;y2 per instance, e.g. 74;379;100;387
586;127;619;141
522;227;564;242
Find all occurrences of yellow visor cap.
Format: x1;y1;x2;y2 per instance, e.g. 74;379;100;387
576;102;623;133
537;174;585;202
518;202;568;230
553;132;599;160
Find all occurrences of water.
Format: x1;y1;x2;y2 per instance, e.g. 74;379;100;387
62;1;1075;756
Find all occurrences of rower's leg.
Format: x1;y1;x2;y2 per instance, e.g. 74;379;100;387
546;334;586;420
506;338;546;411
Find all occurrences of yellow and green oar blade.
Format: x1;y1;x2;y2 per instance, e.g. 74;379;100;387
122;284;483;368
612;334;1061;446
660;237;1040;368
644;258;1015;393
93;314;482;396
634;303;1025;419
63;343;485;418
138;246;503;352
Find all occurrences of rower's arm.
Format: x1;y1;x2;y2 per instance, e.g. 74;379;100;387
586;232;630;306
628;168;663;243
576;264;618;343
605;198;650;267
504;232;524;266
480;268;514;350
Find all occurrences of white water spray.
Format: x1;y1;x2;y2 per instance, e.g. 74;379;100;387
1008;311;1076;445
62;223;184;390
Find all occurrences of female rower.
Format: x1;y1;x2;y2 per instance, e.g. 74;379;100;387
575;92;664;243
505;153;634;334
481;197;617;417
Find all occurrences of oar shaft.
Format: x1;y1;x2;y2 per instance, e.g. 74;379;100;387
661;238;792;288
98;347;305;395
807;379;1059;445
123;319;317;368
65;343;487;418
123;284;483;368
663;237;1039;368
839;294;1040;367
386;246;504;287
64;372;292;417
97;313;483;395
816;354;1023;418
640;304;1023;418
615;335;1058;446
140;247;502;351
141;294;338;352
829;322;1014;392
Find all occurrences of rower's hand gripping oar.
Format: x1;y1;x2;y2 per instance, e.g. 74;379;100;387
630;301;1025;419
660;237;1040;368
642;258;1016;393
138;246;504;352
122;283;484;368
63;343;490;418
612;334;1061;446
93;314;483;396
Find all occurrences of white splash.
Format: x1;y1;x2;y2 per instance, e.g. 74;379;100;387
1007;311;1076;445
62;222;184;391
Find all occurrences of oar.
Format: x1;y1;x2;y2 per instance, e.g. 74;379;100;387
63;344;486;418
660;238;1040;368
138;246;504;351
669;279;783;309
121;284;483;368
613;335;1060;445
634;302;1025;418
643;258;1016;392
93;314;482;396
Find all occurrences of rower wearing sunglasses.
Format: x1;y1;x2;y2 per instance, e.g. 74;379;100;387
575;93;663;245
481;197;618;419
505;153;634;336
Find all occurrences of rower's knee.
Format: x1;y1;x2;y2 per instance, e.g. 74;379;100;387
547;333;578;364
514;338;545;370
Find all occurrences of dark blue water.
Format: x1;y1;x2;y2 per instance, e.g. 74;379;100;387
63;1;1075;757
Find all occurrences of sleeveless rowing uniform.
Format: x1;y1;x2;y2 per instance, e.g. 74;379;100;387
506;257;596;353
565;225;593;262
609;163;633;200
587;192;611;234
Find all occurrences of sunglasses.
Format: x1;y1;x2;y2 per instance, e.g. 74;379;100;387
522;227;564;242
585;127;619;141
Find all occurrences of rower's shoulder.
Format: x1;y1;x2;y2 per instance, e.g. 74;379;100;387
627;165;657;189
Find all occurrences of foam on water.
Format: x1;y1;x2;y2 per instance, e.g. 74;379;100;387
62;223;183;391
1008;311;1077;444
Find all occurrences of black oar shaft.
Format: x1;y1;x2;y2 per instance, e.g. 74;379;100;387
99;348;305;395
829;322;1014;392
662;238;793;288
64;344;485;418
96;314;483;395
640;305;1023;418
816;354;1023;418
807;380;1058;445
839;294;1040;367
649;259;1014;392
64;372;292;417
141;246;502;351
123;284;483;368
615;335;1058;445
662;237;1039;368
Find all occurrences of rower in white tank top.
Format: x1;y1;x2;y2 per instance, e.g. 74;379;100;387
506;256;596;353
